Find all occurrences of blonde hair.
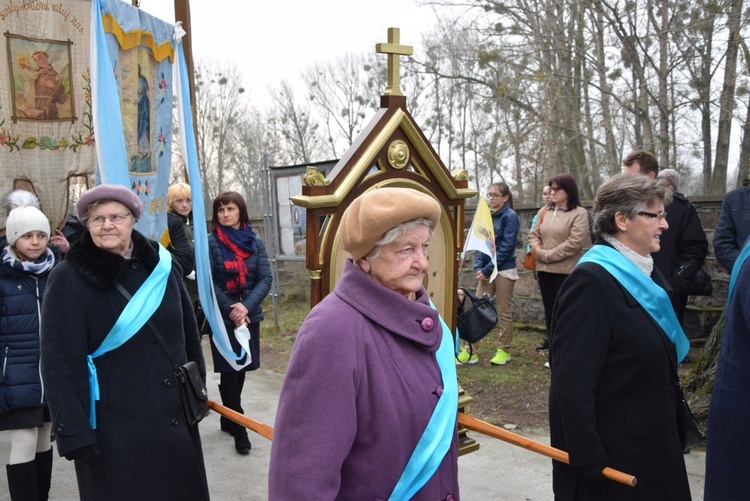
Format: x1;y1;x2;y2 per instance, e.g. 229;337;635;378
167;182;191;212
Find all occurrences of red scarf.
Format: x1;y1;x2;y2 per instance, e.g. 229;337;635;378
215;225;252;292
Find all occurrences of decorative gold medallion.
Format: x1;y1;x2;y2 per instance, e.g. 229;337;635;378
387;140;410;169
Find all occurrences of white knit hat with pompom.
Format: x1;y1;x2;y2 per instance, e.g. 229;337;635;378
5;190;50;246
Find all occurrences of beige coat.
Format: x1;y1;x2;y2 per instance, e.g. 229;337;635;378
528;205;590;275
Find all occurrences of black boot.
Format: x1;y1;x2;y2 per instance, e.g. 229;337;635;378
233;429;252;455
7;459;37;501
35;449;52;501
220;416;233;434
535;339;549;352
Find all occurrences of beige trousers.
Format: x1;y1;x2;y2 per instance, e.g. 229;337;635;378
475;275;516;351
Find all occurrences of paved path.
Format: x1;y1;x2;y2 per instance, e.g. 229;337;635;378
0;341;706;500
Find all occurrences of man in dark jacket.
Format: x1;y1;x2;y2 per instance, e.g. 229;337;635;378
623;151;708;324
654;169;709;323
713;183;750;273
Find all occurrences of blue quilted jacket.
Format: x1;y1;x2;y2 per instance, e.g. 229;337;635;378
0;257;53;414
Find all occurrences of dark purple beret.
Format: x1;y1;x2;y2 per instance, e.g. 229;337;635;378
77;184;143;219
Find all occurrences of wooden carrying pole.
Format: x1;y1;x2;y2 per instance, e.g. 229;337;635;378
457;412;637;487
207;401;635;487
208;400;274;440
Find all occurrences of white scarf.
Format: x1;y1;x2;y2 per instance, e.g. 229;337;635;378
601;233;653;276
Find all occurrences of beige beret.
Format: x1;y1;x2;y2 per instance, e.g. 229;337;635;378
339;187;441;261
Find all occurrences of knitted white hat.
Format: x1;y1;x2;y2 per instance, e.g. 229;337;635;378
5;190;50;246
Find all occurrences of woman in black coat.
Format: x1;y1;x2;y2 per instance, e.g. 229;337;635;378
40;185;209;500
207;191;271;454
548;174;691;500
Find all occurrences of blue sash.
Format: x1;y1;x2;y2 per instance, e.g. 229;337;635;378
579;245;690;363
389;302;458;500
87;244;172;428
727;239;750;301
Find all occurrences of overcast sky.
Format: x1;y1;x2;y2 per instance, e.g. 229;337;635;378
140;0;439;106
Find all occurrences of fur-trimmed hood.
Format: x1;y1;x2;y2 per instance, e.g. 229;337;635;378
65;230;159;288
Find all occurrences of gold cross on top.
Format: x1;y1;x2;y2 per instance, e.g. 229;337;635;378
376;27;413;96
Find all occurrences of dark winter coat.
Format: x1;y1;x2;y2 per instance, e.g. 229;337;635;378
705;252;750;500
40;230;209;501
165;212;193;279
713;184;750;273
474;204;520;276
0;253;54;417
651;192;708;297
207;231;272;372
549;242;691;500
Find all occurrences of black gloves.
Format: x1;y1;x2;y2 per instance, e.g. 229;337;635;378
573;459;609;485
64;445;100;463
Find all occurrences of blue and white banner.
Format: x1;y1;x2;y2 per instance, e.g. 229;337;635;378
92;0;174;239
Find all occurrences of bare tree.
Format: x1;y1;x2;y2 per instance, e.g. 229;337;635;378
193;59;247;208
303;54;379;158
267;81;325;165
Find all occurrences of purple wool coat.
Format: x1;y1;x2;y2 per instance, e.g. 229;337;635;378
269;260;459;500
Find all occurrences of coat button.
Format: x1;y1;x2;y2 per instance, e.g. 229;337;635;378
435;385;444;397
445;495;455;501
171;418;179;426
163;378;171;387
421;317;434;331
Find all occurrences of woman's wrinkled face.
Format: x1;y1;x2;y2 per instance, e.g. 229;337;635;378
217;202;241;229
13;231;48;262
171;196;192;217
87;201;135;256
358;224;431;297
616;202;669;256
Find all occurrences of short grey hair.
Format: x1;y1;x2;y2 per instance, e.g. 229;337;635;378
657;169;681;192
361;218;435;261
592;174;672;238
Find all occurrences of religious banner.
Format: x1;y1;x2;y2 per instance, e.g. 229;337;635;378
96;0;174;239
0;0;94;231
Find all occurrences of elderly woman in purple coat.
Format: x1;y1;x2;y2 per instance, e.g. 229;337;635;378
269;186;460;500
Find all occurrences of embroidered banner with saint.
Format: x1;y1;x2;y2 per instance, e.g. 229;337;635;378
0;0;94;232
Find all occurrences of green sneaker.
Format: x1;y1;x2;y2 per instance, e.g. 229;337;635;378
490;349;511;365
456;348;479;365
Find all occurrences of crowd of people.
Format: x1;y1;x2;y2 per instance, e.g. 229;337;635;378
0;157;745;498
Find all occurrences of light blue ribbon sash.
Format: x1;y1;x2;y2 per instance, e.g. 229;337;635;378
579;245;690;362
389;302;458;500
87;244;172;428
727;239;750;302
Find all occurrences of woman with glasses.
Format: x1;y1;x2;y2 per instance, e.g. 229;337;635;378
548;174;691;500
456;182;520;365
528;173;590;354
40;184;209;500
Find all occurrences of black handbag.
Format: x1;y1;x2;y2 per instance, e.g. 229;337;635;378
456;287;499;344
176;361;210;426
115;283;209;426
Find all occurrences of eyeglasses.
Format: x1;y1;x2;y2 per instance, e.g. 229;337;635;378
88;213;131;227
548;186;560;192
486;193;503;199
637;211;667;222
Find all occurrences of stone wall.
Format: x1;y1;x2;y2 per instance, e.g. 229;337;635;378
263;197;727;338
